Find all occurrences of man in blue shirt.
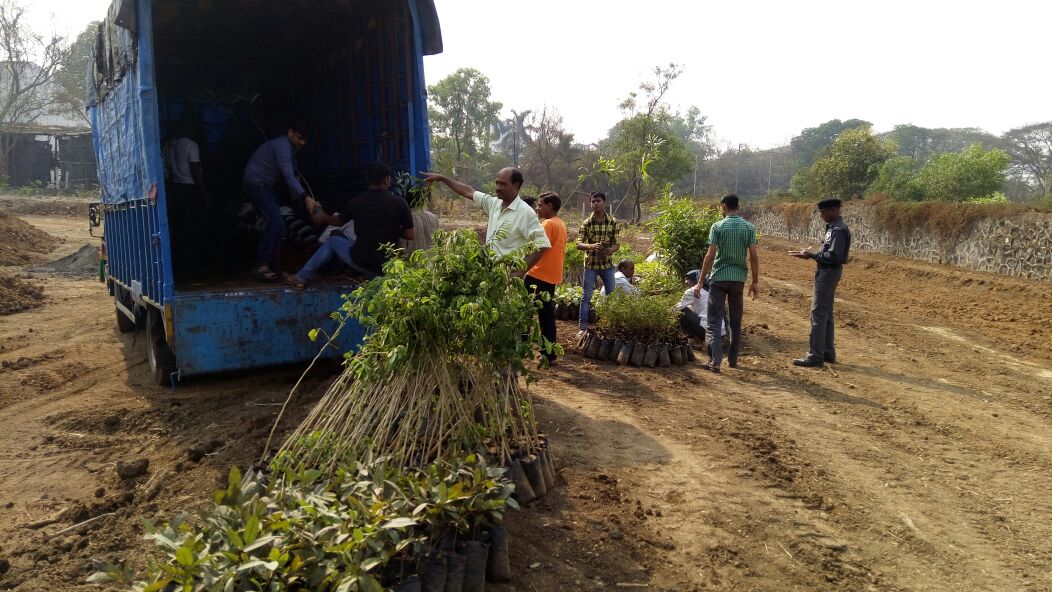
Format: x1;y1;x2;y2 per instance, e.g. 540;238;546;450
243;121;310;281
789;198;852;367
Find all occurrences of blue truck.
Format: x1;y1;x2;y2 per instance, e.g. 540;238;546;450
87;0;441;384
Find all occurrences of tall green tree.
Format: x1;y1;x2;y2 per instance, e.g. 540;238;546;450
789;118;870;170
427;68;502;184
884;124;999;165
53;21;98;125
807;126;894;199
869;155;923;201
914;144;1009;202
604;64;695;221
1000;122;1052;199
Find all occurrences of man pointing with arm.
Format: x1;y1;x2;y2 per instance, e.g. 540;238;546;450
420;167;551;270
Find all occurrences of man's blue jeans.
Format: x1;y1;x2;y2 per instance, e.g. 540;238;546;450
244;182;283;270
296;235;375;282
580;266;616;329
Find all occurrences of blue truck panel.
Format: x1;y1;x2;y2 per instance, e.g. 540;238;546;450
88;0;441;381
171;286;363;376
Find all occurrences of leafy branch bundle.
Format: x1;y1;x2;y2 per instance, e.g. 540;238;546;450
279;230;548;472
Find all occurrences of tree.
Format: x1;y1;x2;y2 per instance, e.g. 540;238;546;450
1001;122;1052;199
807;126;894;200
914;144;1010;202
869;155;923;201
666;105;715;196
605;64;695;222
884;124;1000;165
427;68;502;184
519;107;581;198
493;109;530;166
52;20;97;125
789;118;871;170
0;0;71;177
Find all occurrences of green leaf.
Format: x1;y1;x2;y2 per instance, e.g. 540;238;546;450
308;328;320;342
237;559;278;573
380;516;418;530
86;571;116;583
358;574;385;592
175;546;194;567
360;556;384;572
243;535;279;553
244;514;260;544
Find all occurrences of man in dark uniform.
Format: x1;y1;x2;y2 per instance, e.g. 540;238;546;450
789;198;852;367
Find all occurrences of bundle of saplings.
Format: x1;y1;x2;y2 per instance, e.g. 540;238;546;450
580;290;694;367
278;229;558;472
90;454;517;591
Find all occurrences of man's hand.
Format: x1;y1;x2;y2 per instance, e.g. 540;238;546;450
419;171;445;184
692;283;703;298
602;244;618;256
788;249;812;259
749;281;759;299
305;195;320;214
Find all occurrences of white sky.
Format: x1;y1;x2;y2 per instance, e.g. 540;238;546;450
31;0;1051;150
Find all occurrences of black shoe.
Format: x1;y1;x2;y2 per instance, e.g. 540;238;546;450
824;357;837;364
792;357;824;368
728;359;738;369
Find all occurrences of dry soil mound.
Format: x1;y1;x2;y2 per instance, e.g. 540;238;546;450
0;210;55;266
33;244;99;277
0;273;44;315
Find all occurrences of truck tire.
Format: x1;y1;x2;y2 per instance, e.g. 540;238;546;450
116;305;135;333
146;309;176;386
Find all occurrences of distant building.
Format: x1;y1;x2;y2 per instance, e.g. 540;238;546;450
0;61;97;190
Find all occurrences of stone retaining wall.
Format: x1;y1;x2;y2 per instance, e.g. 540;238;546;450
741;204;1052;282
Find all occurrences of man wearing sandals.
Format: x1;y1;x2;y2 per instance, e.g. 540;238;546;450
243;121;311;282
696;193;760;373
284;162;415;287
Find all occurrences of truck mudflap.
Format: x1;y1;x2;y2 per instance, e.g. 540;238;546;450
170;286;363;377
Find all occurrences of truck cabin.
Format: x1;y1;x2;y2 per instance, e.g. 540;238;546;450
95;0;439;286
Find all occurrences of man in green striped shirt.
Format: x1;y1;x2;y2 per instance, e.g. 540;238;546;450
695;193;760;373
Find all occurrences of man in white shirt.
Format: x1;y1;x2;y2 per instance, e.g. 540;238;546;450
421;168;550;267
612;260;640;294
163;122;209;277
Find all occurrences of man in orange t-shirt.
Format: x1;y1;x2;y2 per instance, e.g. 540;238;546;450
525;192;567;363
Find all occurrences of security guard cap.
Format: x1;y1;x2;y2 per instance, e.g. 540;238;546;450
817;198;842;210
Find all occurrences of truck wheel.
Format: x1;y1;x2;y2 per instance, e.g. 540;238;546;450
116;305;135;333
146;310;176;386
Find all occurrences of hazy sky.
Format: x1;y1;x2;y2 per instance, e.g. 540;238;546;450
34;0;1050;149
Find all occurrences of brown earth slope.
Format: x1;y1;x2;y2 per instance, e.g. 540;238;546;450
0;211;1049;591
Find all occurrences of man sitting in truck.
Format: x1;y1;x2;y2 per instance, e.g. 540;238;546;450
283;162;415;287
242;121;311;282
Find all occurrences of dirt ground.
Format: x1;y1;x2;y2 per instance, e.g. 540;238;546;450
1;208;1051;591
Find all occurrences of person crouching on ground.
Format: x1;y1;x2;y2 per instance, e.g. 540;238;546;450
676;270;727;351
612;259;640;294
